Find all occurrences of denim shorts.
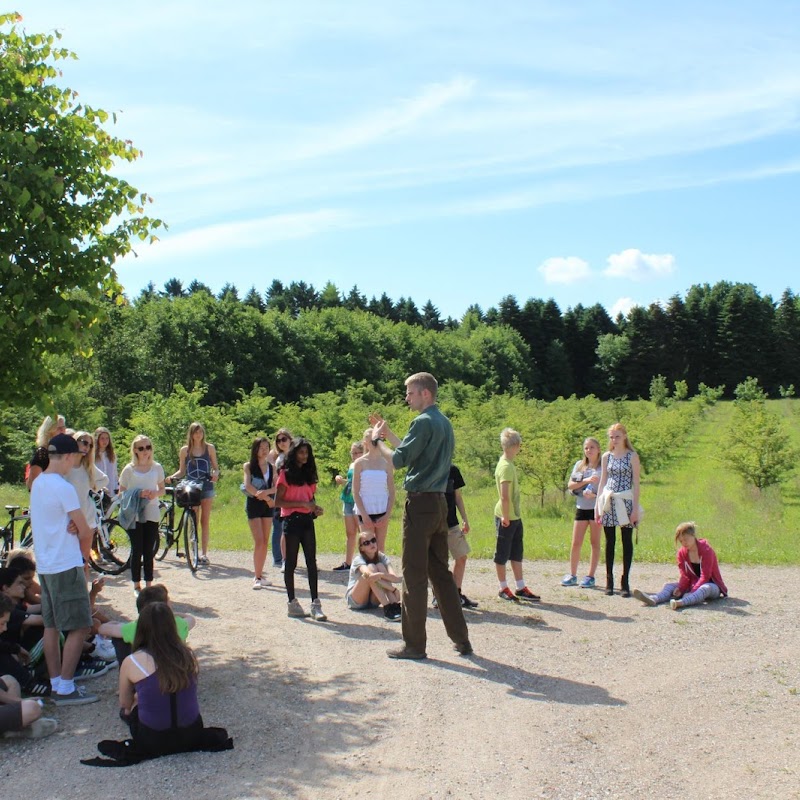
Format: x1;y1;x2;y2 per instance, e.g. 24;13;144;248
342;501;356;517
201;479;215;500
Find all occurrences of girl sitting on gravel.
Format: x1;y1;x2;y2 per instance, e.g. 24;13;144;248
633;522;727;610
345;531;402;621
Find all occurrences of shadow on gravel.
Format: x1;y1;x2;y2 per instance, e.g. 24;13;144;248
524;600;636;624
672;596;752;617
426;654;626;706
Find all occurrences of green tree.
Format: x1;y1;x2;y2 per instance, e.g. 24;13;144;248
724;402;798;490
0;13;162;405
649;375;669;407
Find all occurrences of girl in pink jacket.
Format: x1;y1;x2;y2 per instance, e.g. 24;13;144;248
633;522;727;610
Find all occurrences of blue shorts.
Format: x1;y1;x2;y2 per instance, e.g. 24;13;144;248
201;479;215;500
342;501;355;517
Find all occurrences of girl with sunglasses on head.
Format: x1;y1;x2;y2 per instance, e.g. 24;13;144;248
352;427;395;554
169;423;218;566
274;438;326;620
65;431;109;535
120;437;165;596
268;429;293;570
25;414;67;490
345;531;402;621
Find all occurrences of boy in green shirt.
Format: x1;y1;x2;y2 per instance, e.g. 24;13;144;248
494;428;540;602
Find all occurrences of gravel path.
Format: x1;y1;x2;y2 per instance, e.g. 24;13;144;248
5;552;798;799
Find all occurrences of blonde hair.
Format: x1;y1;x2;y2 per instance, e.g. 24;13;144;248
674;521;697;544
500;427;521;448
607;422;634;452
186;422;206;451
73;430;96;486
581;437;601;468
94;427;116;464
35;415;65;448
405;372;438;397
130;435;153;466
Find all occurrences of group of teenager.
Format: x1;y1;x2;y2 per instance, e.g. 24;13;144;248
2;371;728;751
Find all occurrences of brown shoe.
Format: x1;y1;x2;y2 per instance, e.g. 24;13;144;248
454;641;473;656
387;647;427;660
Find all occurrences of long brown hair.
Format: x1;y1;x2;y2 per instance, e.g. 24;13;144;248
73;430;96;486
132;602;198;693
94;427;116;464
581;437;601;469
606;422;634;452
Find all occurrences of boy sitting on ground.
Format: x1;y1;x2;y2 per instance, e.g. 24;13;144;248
99;584;196;662
0;594;58;739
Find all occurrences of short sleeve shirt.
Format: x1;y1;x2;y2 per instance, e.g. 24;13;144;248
30;472;82;574
445;466;465;528
275;471;316;518
120;615;190;643
494;455;521;520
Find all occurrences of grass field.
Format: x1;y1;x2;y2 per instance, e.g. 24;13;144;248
4;400;799;566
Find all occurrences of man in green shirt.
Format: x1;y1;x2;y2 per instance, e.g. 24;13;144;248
494;428;540;602
372;372;471;660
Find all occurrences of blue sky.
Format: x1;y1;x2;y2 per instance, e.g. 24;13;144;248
12;1;800;320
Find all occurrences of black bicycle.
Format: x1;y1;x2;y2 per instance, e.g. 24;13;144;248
0;504;32;565
86;490;132;576
156;483;199;573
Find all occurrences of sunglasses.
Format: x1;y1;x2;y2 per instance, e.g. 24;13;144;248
276;436;290;443
360;537;377;546
135;444;153;452
78;439;92;446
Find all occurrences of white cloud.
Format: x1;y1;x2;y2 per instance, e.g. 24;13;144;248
538;256;591;284
604;249;676;281
610;297;638;319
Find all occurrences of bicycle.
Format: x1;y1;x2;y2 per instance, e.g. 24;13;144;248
156;482;200;573
87;490;132;576
0;504;32;565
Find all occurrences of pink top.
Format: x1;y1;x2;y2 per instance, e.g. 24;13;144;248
676;539;728;597
275;471;316;518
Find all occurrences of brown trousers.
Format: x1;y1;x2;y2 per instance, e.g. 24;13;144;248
400;493;469;653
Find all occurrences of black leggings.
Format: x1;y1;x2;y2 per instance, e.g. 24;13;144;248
282;513;319;601
129;520;158;583
604;526;634;588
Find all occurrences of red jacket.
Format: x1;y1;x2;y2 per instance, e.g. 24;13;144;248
676;539;727;596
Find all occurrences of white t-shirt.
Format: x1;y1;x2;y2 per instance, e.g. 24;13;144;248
119;462;165;523
30;472;82;574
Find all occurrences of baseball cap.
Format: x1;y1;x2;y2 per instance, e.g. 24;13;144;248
48;433;80;454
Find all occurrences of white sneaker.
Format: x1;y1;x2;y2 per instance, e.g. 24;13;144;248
259;575;272;587
310;600;327;621
280;562;286;573
287;598;308;618
252;577;262;590
92;635;117;662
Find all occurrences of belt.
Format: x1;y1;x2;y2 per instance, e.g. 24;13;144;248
406;491;444;497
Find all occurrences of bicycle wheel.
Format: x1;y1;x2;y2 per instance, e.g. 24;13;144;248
156;501;173;561
183;509;199;573
90;520;131;575
0;532;11;565
18;518;33;549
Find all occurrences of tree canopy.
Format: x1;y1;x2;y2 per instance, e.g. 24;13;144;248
0;12;162;405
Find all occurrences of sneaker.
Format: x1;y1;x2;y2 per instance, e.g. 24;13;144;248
561;574;578;586
310;600;327;621
454;640;473;656
21;681;51;698
669;598;682;611
459;592;478;608
198;555;210;565
259;575;272;588
3;717;58;739
515;586;541;602
280;562;286;574
92;635;117;662
387;647;426;660
431;595;438;609
498;587;520;602
580;576;596;588
633;588;657;607
133;587;141;599
287;598;309;618
332;561;350;571
73;659;110;681
53;686;98;706
252;576;263;590
383;603;402;621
